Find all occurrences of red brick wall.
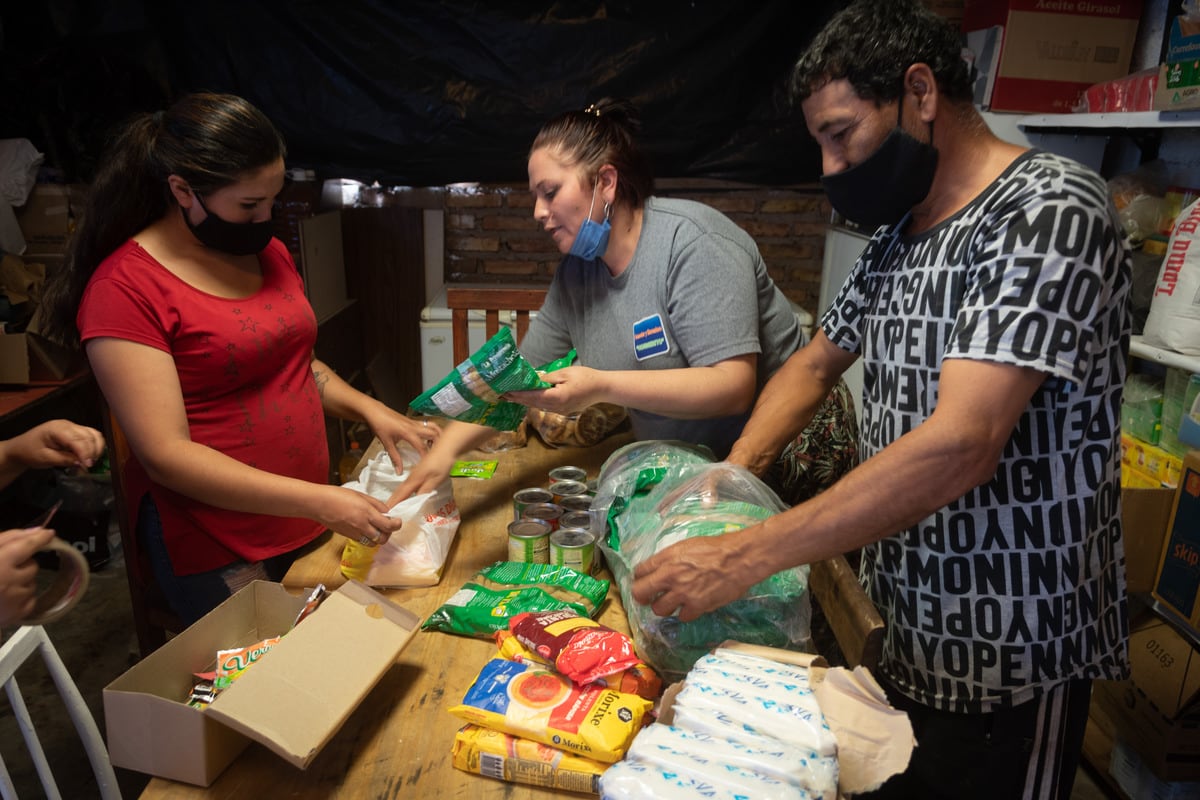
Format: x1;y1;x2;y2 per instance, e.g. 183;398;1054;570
443;180;832;320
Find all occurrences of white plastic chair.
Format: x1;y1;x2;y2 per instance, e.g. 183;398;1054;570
0;626;121;799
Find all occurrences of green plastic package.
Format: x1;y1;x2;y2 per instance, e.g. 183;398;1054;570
591;440;812;682
422;561;611;638
409;327;550;431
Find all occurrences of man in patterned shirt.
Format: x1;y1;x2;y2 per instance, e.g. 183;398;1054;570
632;2;1132;798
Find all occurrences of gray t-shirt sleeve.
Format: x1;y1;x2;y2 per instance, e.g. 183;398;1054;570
663;231;763;367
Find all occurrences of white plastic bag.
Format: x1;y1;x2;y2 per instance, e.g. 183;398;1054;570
342;443;460;587
1144;198;1200;355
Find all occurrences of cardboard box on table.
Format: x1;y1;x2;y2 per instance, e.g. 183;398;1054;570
962;0;1143;113
103;580;419;786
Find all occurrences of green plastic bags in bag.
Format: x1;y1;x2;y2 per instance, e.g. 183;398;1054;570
591;440;813;682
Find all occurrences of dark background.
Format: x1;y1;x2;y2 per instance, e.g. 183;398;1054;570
0;0;845;187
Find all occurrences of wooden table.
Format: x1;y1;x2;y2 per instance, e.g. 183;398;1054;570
139;430;637;799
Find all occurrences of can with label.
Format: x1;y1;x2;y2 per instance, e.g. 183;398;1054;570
558;494;592;513
521;502;562;531
550;480;589;505
508;519;552;563
550;528;595;574
560;509;593;532
513;487;554;521
549;466;588;484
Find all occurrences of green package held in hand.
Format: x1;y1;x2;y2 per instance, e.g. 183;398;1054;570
409;327;551;431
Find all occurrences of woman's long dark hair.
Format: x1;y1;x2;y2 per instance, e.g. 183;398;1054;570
530;97;654;209
42;92;286;347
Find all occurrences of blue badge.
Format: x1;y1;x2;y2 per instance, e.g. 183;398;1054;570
632;314;670;361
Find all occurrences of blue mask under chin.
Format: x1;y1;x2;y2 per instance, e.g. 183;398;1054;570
568;182;612;260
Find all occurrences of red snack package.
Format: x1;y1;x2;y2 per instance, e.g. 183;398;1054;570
509;609;642;686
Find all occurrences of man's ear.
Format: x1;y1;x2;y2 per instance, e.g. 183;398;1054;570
166;174;195;208
904;63;939;123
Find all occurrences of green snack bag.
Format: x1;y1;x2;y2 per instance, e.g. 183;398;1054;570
409;327;551;430
422;561;611;637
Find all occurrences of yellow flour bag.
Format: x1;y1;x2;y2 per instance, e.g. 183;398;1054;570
449;658;651;763
451;724;608;794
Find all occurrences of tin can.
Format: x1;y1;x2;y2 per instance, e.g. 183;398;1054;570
550;528;596;574
560;509;592;532
549;466;587;484
508;519;552;563
558;494;592;513
521;502;562;531
513;487;554;521
550;480;589;505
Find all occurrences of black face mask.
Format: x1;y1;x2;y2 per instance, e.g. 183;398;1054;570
182;192;275;256
820;100;938;229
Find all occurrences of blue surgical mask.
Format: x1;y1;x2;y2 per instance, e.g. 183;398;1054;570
568;182;612;260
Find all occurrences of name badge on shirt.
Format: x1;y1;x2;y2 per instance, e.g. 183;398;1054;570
632;314;670;361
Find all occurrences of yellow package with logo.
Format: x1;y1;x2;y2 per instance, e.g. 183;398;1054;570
449;657;651;763
451;724;607;794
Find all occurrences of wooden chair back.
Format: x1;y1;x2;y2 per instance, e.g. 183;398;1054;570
444;286;547;364
101;403;182;657
810;554;884;673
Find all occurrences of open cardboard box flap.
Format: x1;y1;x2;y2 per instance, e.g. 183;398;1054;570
104;580;420;786
204;581;420;768
657;641;914;798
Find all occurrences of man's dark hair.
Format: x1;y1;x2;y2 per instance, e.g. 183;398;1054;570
789;0;973;106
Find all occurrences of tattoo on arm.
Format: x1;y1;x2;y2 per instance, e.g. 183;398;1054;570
312;367;330;399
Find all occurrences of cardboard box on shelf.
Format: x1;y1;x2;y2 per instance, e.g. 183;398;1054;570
962;0;1144;113
13;184;87;255
103;580;419;787
1153;451;1200;630
1123;432;1185;488
0;330;82;384
1156;59;1200;112
1167;14;1200;65
1124;485;1177;594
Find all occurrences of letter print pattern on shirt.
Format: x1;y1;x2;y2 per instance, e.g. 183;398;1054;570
822;152;1132;713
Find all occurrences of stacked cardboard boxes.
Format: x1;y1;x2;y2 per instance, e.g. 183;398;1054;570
1155;11;1200;111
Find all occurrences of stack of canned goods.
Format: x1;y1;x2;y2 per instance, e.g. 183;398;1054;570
507;465;598;572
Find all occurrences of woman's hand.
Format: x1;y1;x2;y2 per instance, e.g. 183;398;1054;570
310;484;404;546
1;420;106;474
386;446;457;506
363;408;441;473
506;366;606;416
0;526;56;627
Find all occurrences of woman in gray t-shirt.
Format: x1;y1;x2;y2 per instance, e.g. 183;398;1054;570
397;98;856;505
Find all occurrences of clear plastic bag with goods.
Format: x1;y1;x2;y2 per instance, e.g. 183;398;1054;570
590;440;812;682
339;441;460;587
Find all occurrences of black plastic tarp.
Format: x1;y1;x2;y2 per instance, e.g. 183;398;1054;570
1;1;843;186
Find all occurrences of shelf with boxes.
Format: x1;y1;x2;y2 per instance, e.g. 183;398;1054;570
1017;107;1200;800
